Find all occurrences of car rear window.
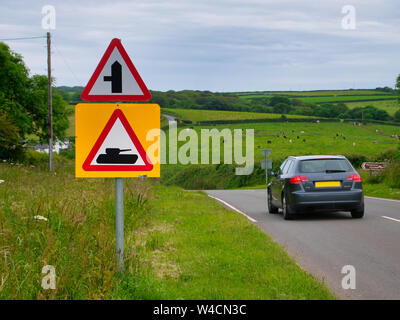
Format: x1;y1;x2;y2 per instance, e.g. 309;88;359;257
299;159;352;173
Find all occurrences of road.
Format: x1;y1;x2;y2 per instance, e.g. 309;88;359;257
205;189;400;300
162;114;176;122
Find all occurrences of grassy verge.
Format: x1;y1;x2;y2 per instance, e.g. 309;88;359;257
0;162;334;299
360;168;400;200
362;183;400;200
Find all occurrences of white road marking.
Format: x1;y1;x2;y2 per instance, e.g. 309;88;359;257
365;196;400;203
208;195;258;223
382;216;400;223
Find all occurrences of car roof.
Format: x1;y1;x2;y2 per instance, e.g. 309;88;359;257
287;155;346;160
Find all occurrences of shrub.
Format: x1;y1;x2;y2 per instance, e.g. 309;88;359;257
22;150;68;166
342;153;367;168
395;144;400;161
0;113;24;161
366;174;383;184
161;163;266;189
381;162;400;188
373;146;398;161
59;148;75;160
394;110;400;122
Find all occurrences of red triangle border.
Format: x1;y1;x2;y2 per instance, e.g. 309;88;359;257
82;109;153;171
81;38;152;101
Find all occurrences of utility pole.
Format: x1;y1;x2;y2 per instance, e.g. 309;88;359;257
47;32;53;171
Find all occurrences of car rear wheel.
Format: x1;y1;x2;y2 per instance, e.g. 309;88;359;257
268;189;279;214
351;203;364;219
282;194;295;220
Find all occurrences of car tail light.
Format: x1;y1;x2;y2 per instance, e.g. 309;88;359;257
289;176;309;184
346;174;361;182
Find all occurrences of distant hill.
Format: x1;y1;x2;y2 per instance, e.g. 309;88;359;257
55;86;398;121
56;86;84;92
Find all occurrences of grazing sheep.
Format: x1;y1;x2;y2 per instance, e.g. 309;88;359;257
289;139;292;143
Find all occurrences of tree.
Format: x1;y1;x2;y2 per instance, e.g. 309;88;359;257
394;109;400;122
269;96;291;106
28;75;71;142
0;42;32;137
396;74;400;103
0;113;24;160
273;103;292;114
331;103;349;117
291;98;303;106
342;105;392;121
0;42;70;154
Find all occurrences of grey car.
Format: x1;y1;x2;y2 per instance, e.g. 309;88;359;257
267;155;364;220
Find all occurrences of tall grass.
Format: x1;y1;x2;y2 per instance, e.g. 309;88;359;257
0;162;335;300
0;162;153;299
381;162;400;188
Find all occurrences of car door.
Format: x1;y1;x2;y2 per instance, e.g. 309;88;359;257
278;159;294;203
271;159;289;207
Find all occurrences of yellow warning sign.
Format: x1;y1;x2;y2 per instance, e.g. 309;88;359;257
75;103;160;178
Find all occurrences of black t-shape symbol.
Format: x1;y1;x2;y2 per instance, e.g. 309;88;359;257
104;61;122;93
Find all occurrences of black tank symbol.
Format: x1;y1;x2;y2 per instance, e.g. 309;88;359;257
96;148;138;164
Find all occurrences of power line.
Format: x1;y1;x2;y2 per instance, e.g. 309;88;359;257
53;41;81;84
0;36;46;41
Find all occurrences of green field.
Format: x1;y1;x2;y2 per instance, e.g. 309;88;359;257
234;89;398;105
163;108;315;123
235;90;394;97
347;100;400;116
167;121;400;163
239;94;396;104
0;163;334;299
296;95;395;104
160;119;400;190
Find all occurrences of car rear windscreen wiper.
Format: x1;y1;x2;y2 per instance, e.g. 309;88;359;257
325;169;347;173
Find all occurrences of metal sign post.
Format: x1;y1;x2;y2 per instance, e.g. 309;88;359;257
115;177;124;271
260;149;272;184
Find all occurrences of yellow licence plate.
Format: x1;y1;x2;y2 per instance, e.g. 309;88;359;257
315;181;341;188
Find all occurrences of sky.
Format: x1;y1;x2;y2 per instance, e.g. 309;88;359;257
1;0;400;92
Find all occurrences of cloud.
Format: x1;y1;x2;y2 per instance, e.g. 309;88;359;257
0;0;399;91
